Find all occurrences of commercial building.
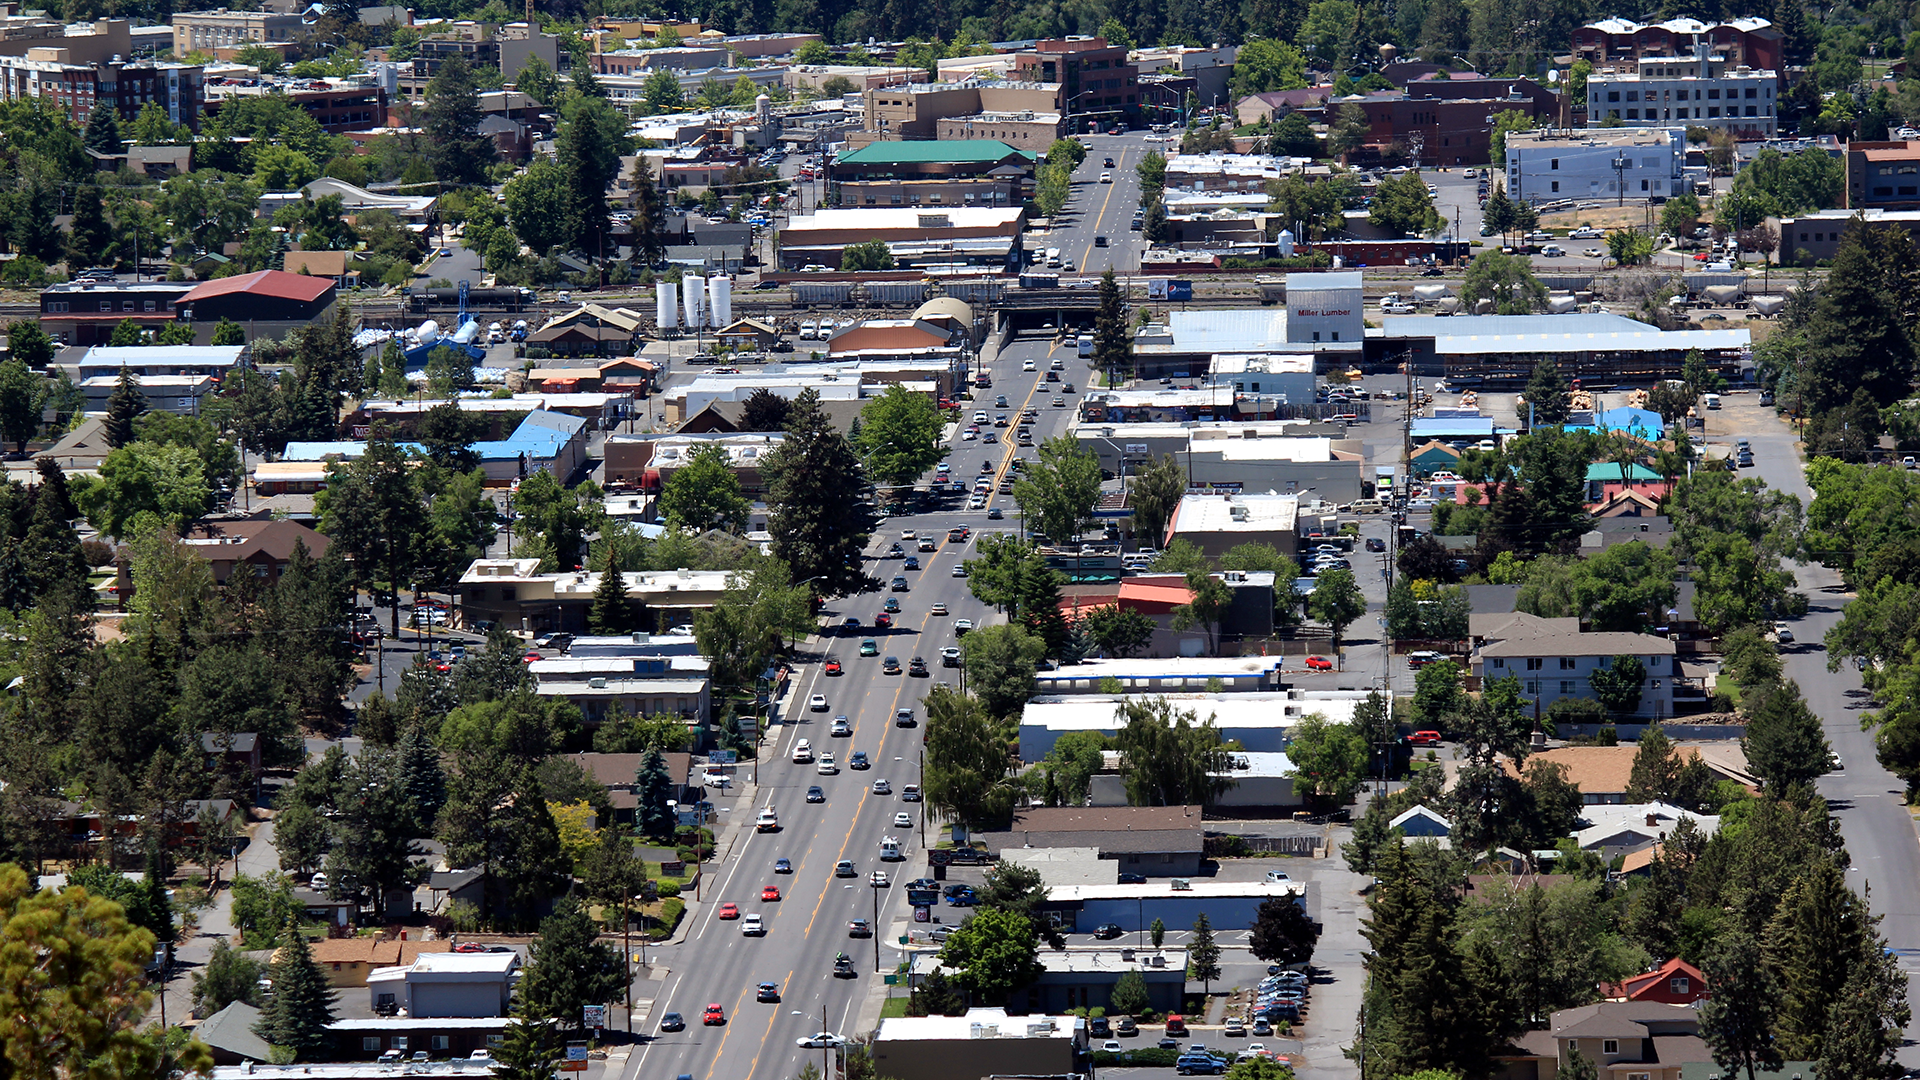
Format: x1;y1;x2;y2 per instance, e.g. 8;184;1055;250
309;937;451;989
828;139;1035;210
980;805;1204;877
776;205;1026;271
204;77;388;133
457;559;736;636
1009;36;1137;129
872;1010;1085;1080
1776;206;1920;262
589;45;733;75
1844;140;1920;212
1585;47;1777;137
1337;79;1560;166
39;281;193;346
327;1018;514;1063
171;9;306;54
859;79;1063;145
1504;128;1686;205
81;373;216;415
256;176;438;222
0;49;203;130
1163;492;1302;555
176;269;338;340
395;22;561;100
931;110;1064;155
909;950;1188;1015
1039;879;1308;934
789;63;926;93
1372;312;1751;387
601;432;784;502
1030;655;1285;696
1018;690;1370;758
1571;16;1784;76
529;655;711;724
366;951;518;1019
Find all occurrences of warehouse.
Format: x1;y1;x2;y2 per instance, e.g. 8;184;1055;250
1370;312;1751;386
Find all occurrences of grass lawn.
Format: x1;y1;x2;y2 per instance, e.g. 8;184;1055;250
880;996;912;1018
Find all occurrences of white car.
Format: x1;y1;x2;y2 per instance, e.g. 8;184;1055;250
954;618;974;633
1264;870;1291;883
742;914;765;935
817;754;838;774
809;694;828;712
1102;1040;1124;1053
830;716;852;736
1022;359;1037;371
1099;171;1112;183
1774;621;1795;645
1583;247;1604;258
870;870;890;887
893;811;913;828
797;1033;846;1049
871;778;891;795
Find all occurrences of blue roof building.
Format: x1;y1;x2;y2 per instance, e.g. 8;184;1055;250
474;409;589;485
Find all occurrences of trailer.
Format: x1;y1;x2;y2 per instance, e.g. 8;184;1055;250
1748;295;1787;317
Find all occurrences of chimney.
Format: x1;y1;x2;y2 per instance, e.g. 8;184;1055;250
1646;812;1658;827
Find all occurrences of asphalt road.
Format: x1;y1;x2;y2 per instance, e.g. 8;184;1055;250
619;333;1093;1080
1047;132;1156;276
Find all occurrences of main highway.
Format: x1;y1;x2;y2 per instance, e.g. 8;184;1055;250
1039;130;1160;277
620;330;1088;1080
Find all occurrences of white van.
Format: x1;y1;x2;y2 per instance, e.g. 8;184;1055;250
1703;393;1722;410
1045;248;1063;268
880;836;902;860
1077;334;1094;358
791;739;814;763
799;319;818;340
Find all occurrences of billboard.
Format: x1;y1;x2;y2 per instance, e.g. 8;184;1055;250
1148;279;1194;301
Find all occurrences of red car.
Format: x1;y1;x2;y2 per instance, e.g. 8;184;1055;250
452;942;491;953
524;651;542;663
717;902;740;919
1410;730;1443;747
824;659;843;676
875;613;893;629
1305;655;1333;671
761;885;781;901
704;1004;726;1025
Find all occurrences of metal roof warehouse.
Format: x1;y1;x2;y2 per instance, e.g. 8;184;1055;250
1370;313;1752;387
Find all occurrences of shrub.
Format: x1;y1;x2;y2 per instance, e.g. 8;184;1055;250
656;881;681;898
650;897;686;939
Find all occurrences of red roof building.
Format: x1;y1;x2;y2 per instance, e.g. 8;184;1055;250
1598;958;1709;1005
179;269;338;324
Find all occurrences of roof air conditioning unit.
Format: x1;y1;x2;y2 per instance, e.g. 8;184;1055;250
588;677;607;688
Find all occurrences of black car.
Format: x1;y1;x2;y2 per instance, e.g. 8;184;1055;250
841;617;861;633
908;656;929;677
1117;872;1146;884
1115;1016;1139;1036
659;1012;686;1032
806;785;826;803
943;883;973;898
757;982;781;1002
1090;1016;1112;1038
1365;537;1386;553
1159;1037;1182;1050
1093;923;1125;939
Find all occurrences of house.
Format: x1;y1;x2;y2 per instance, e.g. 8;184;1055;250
1498;1001;1764;1080
1600;958;1710;1005
366;950;519;1018
471;409;590;485
978;805;1204;877
1592;490;1665;518
308;935;451;988
178;518;332;585
562;751;698;826
1585;462;1671;504
281;250;362;287
176;270;338;340
873;1009;1085;1080
714;317;782;350
1410;440;1463;476
193;1001;273;1064
909;949;1187;1015
526;304;646;357
1574;802;1720;863
1389;804;1452;837
198;731;262;782
1473;631;1679;719
1468;610;1581;649
1500;746;1744;805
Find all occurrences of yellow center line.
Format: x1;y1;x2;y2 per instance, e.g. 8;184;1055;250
701;985;757;1076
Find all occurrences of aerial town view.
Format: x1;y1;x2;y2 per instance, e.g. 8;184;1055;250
0;3;1915;1080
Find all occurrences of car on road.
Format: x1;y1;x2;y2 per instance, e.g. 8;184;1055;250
717;903;740;919
757;981;780;1001
743;914;765;935
908;656;928;676
848;918;872;937
874;613;892;629
899;783;923;801
988;507;1003;518
1409;730;1443;747
941;646;962;667
806;785;826;803
836;859;856;877
659;1012;686;1032
895;707;916;726
774;857;792;873
761;885;781;901
882;656;902;674
871;778;892;795
831;716;852;736
817;753;838;774
904;555;922;569
893;811;913;828
870;870;890;887
850;751;870;769
953;564;970;577
1023;359;1037;371
823;657;842;676
859;639;879;657
1104;156;1115;167
955;618;974;633
1583;247;1604;258
703;1004;725;1026
797;1033;846;1049
930;602;948;615
1093;923;1125;939
1365;537;1386;552
882;596;901;613
1305;655;1333;671
1407;650;1445;669
840;617;861;633
1775;621;1795;645
891;576;910;592
809;694;828;712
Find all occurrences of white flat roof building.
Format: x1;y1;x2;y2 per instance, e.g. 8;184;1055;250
1504;128;1686;205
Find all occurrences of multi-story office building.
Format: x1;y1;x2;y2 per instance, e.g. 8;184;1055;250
1010;36;1138;128
1504;128;1685;205
1843;140;1920;212
1571;16;1783;75
171;9;306;55
859;79;1061;145
1585;45;1777;138
0;48;204;129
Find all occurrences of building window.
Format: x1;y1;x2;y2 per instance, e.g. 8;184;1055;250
1559;657;1577;669
1526;658;1544;670
1551;180;1560;192
363;1038;381;1052
1676;89;1688;100
433;1036;451;1051
1561;680;1576;694
1550;158;1559;169
1526;680;1540;695
392;1037;408;1050
1603;1041;1619;1055
1672;977;1690;994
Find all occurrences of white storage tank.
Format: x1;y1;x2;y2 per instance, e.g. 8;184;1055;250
657;281;679;329
452;319;481;344
416;319;441;345
682;274;706;328
1546;294;1578;313
1412;284;1450;302
708;274;732;326
1276;229;1295;257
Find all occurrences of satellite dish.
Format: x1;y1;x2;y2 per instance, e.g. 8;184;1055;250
1548;69;1560;83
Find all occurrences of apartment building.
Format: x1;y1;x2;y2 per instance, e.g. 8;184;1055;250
1571;16;1784;75
1503;128;1685;204
171;9;306;55
1844;139;1920;212
1585;44;1777;137
0;48;204;129
395;23;561;100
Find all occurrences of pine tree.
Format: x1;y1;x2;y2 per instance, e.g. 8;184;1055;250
1522;356;1570;426
519;898;626;1027
67;186;113;267
628;155;667;266
491;997;564;1080
252;921;338;1061
1742;680;1833;792
589;546;637;634
1766;859;1878;1060
83;105;123;155
422;56;496;185
762;387;877;598
1092;269;1130;384
633;748;672;839
1702;930;1782;1080
192;938;265;1015
1624;721;1681;803
394;721;446;837
104;366;147;448
1817;956;1909;1080
1187;911;1221;993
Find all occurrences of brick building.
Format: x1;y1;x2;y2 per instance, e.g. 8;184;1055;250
1570;16;1784;76
0;48;203;129
171;9;306;55
1011;37;1138;129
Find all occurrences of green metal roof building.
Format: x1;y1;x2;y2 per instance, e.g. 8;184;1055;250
832;139;1036;181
